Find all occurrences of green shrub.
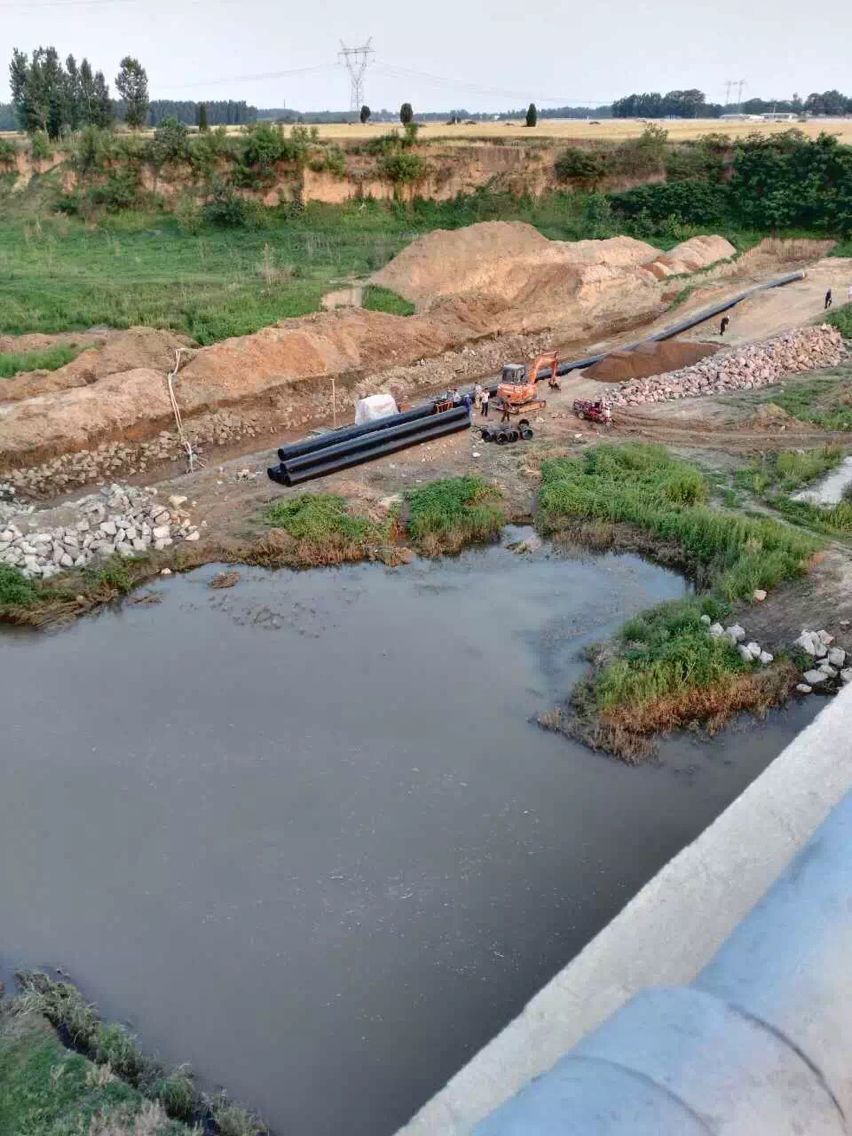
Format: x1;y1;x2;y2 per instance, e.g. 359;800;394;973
89;170;141;212
554;147;609;188
85;554;135;594
0;137;17;166
405;476;504;552
0;565;38;607
148;116;191;166
152;1066;196;1121
380;151;425;184
202;184;259;228
30;130;52;161
72;125;109;175
596;597;743;711
211;1095;265;1136
92;1023;148;1084
266;493;374;543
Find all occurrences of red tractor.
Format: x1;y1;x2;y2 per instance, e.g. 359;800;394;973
573;398;612;426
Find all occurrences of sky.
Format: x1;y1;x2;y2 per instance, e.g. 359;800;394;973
3;0;851;111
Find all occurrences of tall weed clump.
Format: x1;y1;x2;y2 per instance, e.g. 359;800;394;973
537;443;820;745
405;476;504;554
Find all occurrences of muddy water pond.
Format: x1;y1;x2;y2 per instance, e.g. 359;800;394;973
0;535;820;1136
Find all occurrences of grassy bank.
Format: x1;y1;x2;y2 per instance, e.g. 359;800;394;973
404;476;505;555
734;444;852;536
261;492;401;567
0;344;82;378
0;177;816;344
1;973;264;1135
537;443;820;758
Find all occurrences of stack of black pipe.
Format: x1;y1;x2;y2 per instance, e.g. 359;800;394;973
268;404;470;486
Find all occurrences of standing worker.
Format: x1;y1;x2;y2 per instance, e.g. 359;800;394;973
847;284;852;303
480;388;490;417
825;288;833;310
463;390;473;416
473;382;483;411
720;315;730;337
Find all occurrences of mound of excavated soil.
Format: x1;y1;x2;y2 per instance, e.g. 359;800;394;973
585;338;720;382
643;235;736;280
2;328;195;403
372;221;662;310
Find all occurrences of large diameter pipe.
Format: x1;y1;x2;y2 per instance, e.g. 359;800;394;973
281;407;469;475
552;270;807;378
278;402;438;462
280;414;470;485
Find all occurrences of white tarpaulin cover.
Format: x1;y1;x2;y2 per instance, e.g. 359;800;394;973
355;393;399;425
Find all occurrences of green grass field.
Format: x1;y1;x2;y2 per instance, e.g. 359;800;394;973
0;181;762;345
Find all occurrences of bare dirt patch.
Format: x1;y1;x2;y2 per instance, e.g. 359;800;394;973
585;338;720;382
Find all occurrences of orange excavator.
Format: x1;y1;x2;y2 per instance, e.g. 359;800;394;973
495;351;561;417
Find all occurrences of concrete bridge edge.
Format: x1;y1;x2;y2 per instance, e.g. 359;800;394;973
397;686;852;1136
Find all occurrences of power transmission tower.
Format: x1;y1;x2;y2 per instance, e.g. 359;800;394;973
724;80;733;108
736;79;746;112
339;38;374;113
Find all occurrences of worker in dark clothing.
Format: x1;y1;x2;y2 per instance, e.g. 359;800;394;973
825;289;833;310
720;315;730;337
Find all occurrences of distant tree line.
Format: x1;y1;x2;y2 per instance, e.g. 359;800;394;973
612;88;852;119
148;100;257;126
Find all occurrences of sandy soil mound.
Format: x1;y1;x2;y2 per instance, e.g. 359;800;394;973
2;328;195;403
644;235;736;279
373;222;661;310
586;338;720;382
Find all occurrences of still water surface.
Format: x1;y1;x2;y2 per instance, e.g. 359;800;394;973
0;537;819;1135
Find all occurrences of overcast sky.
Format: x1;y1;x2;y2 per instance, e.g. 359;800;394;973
4;0;851;111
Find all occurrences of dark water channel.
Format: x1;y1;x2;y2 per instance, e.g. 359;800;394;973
0;535;820;1136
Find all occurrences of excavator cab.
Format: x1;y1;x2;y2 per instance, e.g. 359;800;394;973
500;363;527;385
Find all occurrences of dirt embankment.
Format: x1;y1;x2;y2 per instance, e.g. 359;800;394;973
0;222;741;482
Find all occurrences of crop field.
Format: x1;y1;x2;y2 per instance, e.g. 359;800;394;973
4;117;850;148
280;117;852;145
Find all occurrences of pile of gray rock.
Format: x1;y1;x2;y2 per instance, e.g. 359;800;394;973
608;326;844;409
793;628;851;693
702;615;852;696
702;616;775;665
0;484;200;580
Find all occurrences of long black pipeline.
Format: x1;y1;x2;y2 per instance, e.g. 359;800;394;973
271;269;806;477
280;406;469;475
547;269;806;380
278;403;438;462
271;413;470;486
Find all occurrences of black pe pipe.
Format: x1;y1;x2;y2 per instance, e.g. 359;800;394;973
277;403;438;462
280;406;469;475
271;412;470;486
550;270;807;379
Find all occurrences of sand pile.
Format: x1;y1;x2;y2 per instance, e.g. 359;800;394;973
643;235;736;279
608;325;844;408
586;338;720;382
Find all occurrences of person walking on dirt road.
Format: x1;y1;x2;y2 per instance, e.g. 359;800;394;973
480;388;490;417
720;316;730;336
825;289;833;310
